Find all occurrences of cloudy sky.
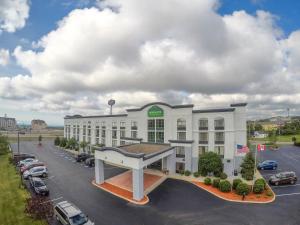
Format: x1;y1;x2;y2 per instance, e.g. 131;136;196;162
0;0;300;125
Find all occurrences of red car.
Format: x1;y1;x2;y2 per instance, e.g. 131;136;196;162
20;162;45;174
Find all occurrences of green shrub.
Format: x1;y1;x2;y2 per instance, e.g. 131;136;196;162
220;172;227;180
243;172;254;181
59;138;67;147
255;178;266;189
193;172;200;177
240;152;255;181
236;183;250;195
179;170;184;175
219;180;231;192
184;170;191;176
213;171;221;177
204;177;212;185
54;136;60;146
253;183;264;194
232;178;242;190
266;189;273;197
198;152;223;177
212;178;220;188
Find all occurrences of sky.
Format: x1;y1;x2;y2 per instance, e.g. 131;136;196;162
0;0;300;126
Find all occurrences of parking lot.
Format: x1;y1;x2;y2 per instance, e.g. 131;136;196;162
11;141;300;225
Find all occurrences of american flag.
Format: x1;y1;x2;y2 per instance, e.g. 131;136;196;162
236;144;249;155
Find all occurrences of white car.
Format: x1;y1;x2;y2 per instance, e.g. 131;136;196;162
18;158;38;167
23;166;48;179
54;201;94;225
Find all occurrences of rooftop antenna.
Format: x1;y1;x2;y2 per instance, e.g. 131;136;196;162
108;99;115;115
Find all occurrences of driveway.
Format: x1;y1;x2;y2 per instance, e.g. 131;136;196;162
11;141;300;225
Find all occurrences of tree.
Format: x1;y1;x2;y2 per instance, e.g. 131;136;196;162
240;152;255;180
38;135;42;145
198;152;223;176
80;141;88;152
59;138;67;147
292;136;297;143
0;134;9;155
68;137;77;150
54;136;60;146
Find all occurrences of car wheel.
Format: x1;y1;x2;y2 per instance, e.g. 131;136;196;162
56;215;60;221
273;166;276;170
275;182;279;186
42;173;47;178
290;180;295;185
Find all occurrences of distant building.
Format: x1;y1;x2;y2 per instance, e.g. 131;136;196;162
0;114;17;130
31;119;47;130
253;131;268;138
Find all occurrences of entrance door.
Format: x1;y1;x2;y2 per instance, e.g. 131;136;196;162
148;159;162;170
176;162;185;173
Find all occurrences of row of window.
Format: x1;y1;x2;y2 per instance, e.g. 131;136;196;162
175;146;225;159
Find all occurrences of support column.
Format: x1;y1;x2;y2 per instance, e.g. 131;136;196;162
184;147;192;172
132;168;144;201
95;159;104;184
166;151;176;174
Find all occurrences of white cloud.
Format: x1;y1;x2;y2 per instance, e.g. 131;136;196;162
0;0;30;33
0;49;10;66
1;0;300;119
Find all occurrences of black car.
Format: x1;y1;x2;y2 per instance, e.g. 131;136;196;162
29;177;49;196
269;171;297;186
75;153;91;162
85;157;95;167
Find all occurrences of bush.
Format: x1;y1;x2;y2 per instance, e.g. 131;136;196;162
266;189;273;197
213;170;221;177
220;172;227;180
240;152;255;181
204;177;212;185
200;170;208;177
179;170;185;175
54;136;60;146
193;172;200;177
236;183;250;195
212;178;220;188
184;170;191;176
198;152;223;177
255;178;266;189
232;178;242;190
59;138;67;148
219;180;231;192
0;134;9;155
253;183;264;194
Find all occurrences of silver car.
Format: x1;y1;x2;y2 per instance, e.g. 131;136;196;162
23;166;48;179
18;158;38;167
54;201;94;225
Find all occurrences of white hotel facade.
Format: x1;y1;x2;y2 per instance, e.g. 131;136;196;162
64;102;247;175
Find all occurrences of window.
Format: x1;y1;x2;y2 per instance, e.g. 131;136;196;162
120;129;125;138
214;146;224;158
177;132;186;141
73;125;76;138
76;125;80;141
156;119;164;130
156;131;164;143
214;118;224;130
83;125;86;135
148;131;155;143
101;128;106;138
199;119;208;130
120;140;126;145
176;146;185;158
112;139;118;147
87;125;91;136
177;118;186;131
148;119;155;130
120;121;126;128
198;146;208;155
131;121;137;130
131;130;137;138
112;121;117;129
112;130;117;139
199;132;208;144
96;126;100;137
215;132;224;144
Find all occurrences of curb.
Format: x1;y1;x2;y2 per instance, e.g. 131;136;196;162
191;181;276;204
91;180;149;205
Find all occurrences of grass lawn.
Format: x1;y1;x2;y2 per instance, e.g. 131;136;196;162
251;134;300;142
0;154;46;225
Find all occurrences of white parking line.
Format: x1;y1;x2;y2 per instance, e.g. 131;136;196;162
48;175;55;179
273;184;300;188
276;192;300;197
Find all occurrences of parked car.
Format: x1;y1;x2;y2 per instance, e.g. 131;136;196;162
257;160;278;170
23;166;48;179
13;153;35;162
85;157;95;167
18;158;39;167
54;201;94;225
29;177;49;196
269;171;297;186
75;153;91;162
20;162;45;174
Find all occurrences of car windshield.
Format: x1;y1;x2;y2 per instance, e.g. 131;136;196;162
275;173;282;178
34;181;45;187
70;213;88;225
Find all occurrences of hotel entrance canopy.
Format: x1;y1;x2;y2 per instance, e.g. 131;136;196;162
94;143;176;201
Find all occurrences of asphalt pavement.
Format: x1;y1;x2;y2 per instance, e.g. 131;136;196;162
11;141;300;225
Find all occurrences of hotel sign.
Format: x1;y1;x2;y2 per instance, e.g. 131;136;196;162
148;105;164;117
